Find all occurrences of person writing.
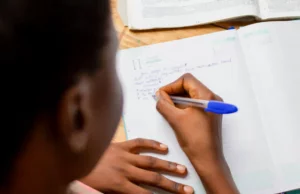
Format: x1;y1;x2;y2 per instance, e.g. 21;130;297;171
80;73;240;194
0;0;239;193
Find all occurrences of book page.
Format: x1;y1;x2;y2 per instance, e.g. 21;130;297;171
117;30;276;194
238;20;300;193
259;0;300;19
127;0;259;29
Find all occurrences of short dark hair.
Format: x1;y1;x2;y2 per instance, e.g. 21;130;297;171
0;0;110;185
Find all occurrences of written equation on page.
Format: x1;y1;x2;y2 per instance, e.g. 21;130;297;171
131;56;233;101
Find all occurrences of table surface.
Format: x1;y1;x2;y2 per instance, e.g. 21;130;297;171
110;0;252;143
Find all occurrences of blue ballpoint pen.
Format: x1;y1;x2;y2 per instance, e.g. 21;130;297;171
153;95;238;114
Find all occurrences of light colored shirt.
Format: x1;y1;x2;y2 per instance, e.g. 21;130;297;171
68;181;102;194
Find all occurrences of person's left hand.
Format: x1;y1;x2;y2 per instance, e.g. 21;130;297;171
80;138;194;194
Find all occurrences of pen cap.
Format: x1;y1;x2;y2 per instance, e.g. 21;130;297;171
205;101;238;114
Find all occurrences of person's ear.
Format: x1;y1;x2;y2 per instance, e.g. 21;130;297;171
59;76;91;154
68;103;88;153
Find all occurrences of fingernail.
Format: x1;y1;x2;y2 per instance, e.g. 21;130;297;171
176;164;186;173
160;144;168;150
184;185;194;194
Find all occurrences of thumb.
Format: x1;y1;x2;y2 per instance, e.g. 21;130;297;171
156;90;179;122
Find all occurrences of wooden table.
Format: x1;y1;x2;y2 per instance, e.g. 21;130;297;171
110;0;252;143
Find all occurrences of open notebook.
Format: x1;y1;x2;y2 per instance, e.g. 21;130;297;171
117;0;300;30
117;20;300;194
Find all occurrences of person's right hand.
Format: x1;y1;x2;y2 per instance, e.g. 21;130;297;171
156;73;224;166
156;73;239;194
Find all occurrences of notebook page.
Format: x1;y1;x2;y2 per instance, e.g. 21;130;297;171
238;20;300;193
259;0;300;19
117;30;276;194
127;0;259;30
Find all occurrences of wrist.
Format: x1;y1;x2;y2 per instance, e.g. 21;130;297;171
183;147;227;173
190;157;239;194
190;155;230;176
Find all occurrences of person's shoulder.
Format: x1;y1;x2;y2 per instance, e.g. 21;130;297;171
68;181;103;194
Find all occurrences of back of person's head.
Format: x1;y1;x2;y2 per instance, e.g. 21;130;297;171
0;0;123;190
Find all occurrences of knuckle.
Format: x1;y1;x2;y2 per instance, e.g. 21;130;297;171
215;94;223;102
188;87;199;98
168;161;177;170
112;176;125;187
156;101;162;111
173;182;183;192
183;73;193;78
134;138;144;146
205;92;215;100
150;140;160;147
146;156;157;167
112;165;126;174
150;172;163;185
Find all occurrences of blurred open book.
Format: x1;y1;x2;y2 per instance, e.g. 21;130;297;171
118;0;300;30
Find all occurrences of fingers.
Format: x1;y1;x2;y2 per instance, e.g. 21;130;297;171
131;154;187;175
122;138;169;153
156;90;183;123
128;167;194;194
160;73;215;100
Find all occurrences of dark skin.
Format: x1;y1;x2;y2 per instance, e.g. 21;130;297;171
1;13;238;194
156;73;239;194
82;73;239;194
81;139;191;194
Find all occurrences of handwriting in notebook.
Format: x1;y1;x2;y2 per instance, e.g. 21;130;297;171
132;56;232;100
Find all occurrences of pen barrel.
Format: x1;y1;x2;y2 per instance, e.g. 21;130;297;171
169;96;238;114
172;99;206;108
